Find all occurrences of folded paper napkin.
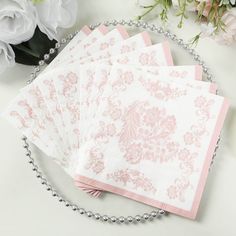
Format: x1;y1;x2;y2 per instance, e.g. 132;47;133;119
2;25;229;219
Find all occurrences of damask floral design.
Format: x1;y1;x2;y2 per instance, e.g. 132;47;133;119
43;80;61;116
178;148;198;175
119;101;179;164
94;121;117;144
111;69;134;92
166;177;191;202
100;38;115;50
85;147;105;174
165;96;215;202
103;98;122;120
139;76;187;101
139;51;160;66
120;42;136;53
97;69;109;93
107;168;157;194
183;96;215;147
117;56;129;64
28;86;44;109
169;70;188;79
59;72;78;97
10;110;28;129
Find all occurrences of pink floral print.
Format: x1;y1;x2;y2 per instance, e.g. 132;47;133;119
183;96;215;147
139;51;160;66
85;147;105;174
107;168;157;194
139;76;187;101
119;101;178;164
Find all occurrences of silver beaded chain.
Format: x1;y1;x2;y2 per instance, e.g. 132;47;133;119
23;19;220;224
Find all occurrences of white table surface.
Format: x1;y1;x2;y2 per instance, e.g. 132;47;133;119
0;1;236;235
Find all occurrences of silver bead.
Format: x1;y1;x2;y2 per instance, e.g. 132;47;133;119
79;208;85;215
128;20;133;26
135;215;141;222
44;54;49;60
32;166;38;171
34;66;40;72
127;216;133;223
65;202;70;207
67;34;73;40
110;216;117;223
46;186;51;191
183;44;189;49
21;136;27;141
61;38;67;44
159;209;165;215
36;173;41;178
38;60;45;66
207;74;212;81
58;197;64;202
55;42;61;49
142;213;150;220
118;216;125;223
30;73;35;79
120;20;126;25
52;191;58;197
111;20;117;26
49;48;55;54
150;210;158;218
94;213;101;220
89;24;95;30
102;215;109;221
86;211;93;217
189;49;194;55
203;67;208;73
26;152;31;157
157;27;164;33
23;144;29;148
71;205;78;211
142;22;148;29
177;39;183;45
103;21;109;26
164;31;170;37
150;25;156;31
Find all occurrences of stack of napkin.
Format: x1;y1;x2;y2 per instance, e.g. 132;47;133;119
3;25;229;219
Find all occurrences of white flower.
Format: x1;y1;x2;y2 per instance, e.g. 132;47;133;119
172;0;196;11
200;23;216;37
0;0;37;45
0;41;15;74
34;0;78;40
214;9;236;45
